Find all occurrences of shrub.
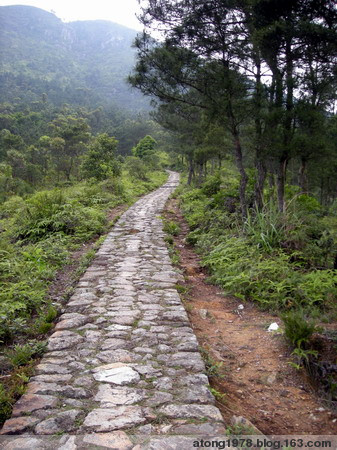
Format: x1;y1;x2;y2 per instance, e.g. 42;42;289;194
163;220;180;236
6;341;47;367
201;175;221;196
12;190;106;243
0;196;25;219
282;310;318;349
179;178;337;312
125;156;148;180
244;203;288;252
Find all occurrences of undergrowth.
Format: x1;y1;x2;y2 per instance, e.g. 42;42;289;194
179;167;337;405
179;168;337;317
0;168;167;424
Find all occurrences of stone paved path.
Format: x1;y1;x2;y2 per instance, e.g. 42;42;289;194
0;172;225;449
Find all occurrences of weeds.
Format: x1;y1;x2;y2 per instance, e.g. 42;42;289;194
282;310;320;370
163;219;180;236
6;341;47;367
0;362;35;423
282;310;319;349
180;176;337;313
243;203;287;252
200;347;226;378
209;386;226;403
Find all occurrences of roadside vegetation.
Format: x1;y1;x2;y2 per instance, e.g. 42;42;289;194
176;164;337;404
0;119;168;423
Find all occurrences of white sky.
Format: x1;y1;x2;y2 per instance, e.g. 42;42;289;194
0;0;144;30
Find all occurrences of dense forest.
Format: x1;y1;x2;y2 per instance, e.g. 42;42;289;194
0;5;149;110
0;0;336;428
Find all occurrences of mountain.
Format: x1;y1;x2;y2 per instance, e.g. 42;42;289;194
0;5;148;111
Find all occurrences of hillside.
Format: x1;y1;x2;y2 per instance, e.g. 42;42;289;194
0;5;148;111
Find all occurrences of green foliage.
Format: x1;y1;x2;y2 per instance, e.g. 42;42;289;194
6;341;47;368
179;173;337;314
209;386;226;402
81;133;121;181
44;305;57;323
0;195;25;218
163;219;180;236
12;189;107;243
132;135;157;158
201;175;221;196
0;384;12;424
295;194;322;213
244;203;287;252
199;347;226;378
289;347;319;370
125;156;148;180
282;310;319;349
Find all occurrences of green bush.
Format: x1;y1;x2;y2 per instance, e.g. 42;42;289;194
201;175;221;196
244;203;288;252
0;196;25;219
125;156;148;180
163;220;180;236
282;310;318;349
12;189;107;243
0;384;12;424
6;341;47;367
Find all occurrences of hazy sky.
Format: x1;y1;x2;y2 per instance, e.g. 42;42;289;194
0;0;143;30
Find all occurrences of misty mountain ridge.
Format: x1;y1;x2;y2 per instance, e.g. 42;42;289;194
0;5;148;111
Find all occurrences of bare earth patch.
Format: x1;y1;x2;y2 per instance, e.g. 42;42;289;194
165;198;337;435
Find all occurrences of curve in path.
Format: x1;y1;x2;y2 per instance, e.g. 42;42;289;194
0;172;225;449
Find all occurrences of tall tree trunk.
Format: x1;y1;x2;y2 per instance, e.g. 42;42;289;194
211;158;215;173
298;157;308;193
255;158;267;209
277;35;294;212
187;157;194;185
253;52;266;210
226;83;248;220
197;163;204;186
233;131;248;219
276;157;288;213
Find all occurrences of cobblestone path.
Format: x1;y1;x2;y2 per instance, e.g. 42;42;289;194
1;172;225;449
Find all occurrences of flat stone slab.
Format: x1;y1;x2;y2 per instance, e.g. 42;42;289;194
47;330;83;351
96;349;137;363
92;363;140;385
94;384;145;405
159;404;223;421
34;410;80;435
82;407;146;431
35;363;70;374
55;313;88;330
0;437;49;449
82;432;133;449
0;416;39;435
11;394;58;417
